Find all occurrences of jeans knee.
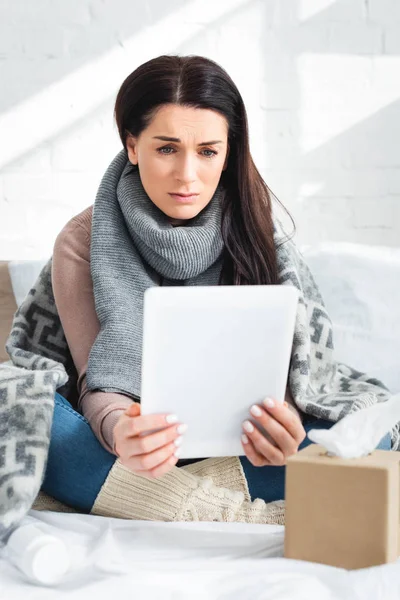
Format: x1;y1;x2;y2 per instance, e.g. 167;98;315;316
54;392;89;425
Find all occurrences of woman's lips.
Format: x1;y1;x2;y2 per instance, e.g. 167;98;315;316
168;193;199;203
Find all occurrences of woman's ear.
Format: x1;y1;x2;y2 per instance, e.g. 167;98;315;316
126;135;138;165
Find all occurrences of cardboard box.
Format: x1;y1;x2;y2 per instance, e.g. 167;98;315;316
284;443;400;570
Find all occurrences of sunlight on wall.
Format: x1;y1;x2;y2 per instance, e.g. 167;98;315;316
298;0;336;22
0;0;248;170
1;0;399;257
298;54;400;153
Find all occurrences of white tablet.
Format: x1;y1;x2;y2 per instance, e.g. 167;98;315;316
140;285;299;459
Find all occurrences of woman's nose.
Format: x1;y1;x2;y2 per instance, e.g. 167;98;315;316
175;155;197;183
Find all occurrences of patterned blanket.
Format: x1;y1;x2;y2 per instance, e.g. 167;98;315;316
0;232;395;538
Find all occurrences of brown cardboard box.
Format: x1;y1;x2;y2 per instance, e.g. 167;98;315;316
284;443;400;570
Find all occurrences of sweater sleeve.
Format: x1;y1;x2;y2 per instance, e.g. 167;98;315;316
51;208;133;454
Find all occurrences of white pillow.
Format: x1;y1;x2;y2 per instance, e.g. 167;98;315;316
301;243;400;394
8;259;49;308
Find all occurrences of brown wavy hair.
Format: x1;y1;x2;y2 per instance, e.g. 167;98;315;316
115;54;294;285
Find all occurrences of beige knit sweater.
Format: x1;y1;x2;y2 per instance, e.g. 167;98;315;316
34;456;285;525
91;456;285;524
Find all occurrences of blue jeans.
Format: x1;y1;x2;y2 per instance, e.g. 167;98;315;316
41;392;392;513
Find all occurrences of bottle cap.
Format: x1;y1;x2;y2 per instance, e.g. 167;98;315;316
7;524;70;585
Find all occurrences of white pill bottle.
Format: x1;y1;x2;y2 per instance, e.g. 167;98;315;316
4;515;71;585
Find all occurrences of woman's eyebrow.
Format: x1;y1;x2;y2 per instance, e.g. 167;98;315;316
152;136;223;146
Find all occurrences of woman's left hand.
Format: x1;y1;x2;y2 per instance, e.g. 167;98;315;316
241;397;306;467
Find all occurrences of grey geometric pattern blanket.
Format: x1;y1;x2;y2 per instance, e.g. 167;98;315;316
0;228;397;538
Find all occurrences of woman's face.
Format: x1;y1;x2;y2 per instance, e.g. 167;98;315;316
126;104;230;224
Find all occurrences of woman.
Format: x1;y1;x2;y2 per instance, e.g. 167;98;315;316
41;55;391;517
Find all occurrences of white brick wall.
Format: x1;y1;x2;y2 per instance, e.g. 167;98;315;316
0;0;399;259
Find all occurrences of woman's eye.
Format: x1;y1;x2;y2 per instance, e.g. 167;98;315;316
156;147;217;158
202;149;217;158
157;146;174;155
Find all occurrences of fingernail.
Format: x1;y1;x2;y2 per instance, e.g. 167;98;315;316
166;414;178;424
241;434;249;444
174;447;182;458
174;436;183;447
177;424;188;434
250;404;262;417
263;397;275;409
243;420;254;433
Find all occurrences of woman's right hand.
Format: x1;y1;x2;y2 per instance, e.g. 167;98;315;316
113;402;187;479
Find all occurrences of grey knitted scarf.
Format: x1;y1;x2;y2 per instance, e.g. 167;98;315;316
87;150;225;398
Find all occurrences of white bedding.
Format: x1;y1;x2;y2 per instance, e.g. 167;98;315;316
1;511;400;600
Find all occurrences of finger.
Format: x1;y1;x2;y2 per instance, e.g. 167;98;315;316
123;412;182;438
249;405;299;457
260;398;305;443
142;451;182;479
241;433;270;467
125;439;181;473
127;423;186;457
242;420;286;465
125;402;141;417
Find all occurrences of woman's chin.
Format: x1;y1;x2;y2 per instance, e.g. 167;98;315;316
165;205;203;222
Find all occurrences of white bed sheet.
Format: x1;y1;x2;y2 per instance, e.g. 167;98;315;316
1;511;400;600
